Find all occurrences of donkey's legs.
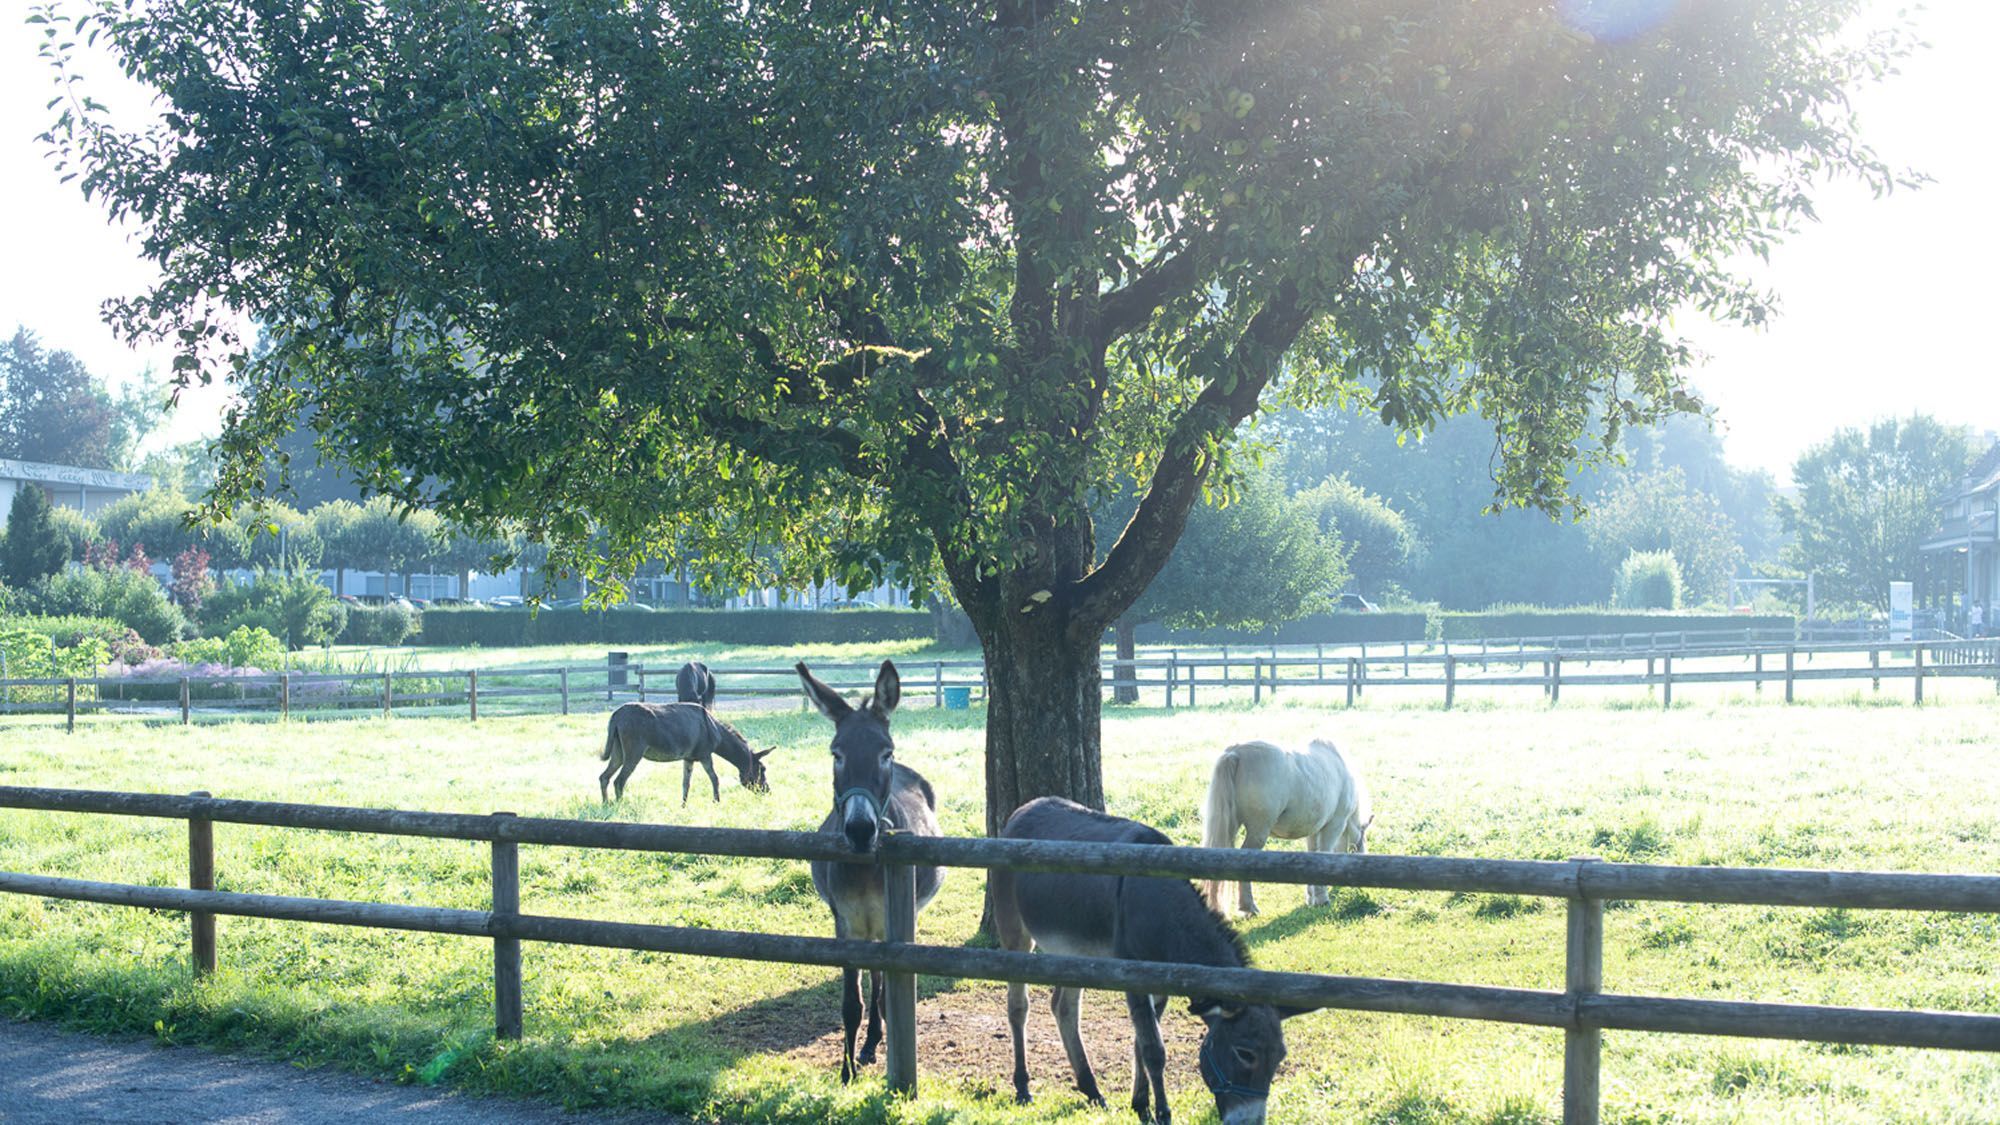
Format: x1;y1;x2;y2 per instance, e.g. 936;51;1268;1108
680;760;694;806
598;755;619;802
1125;992;1171;1123
838;965;864;1084
1051;987;1104;1106
991;869;1036;1103
701;755;721;802
1237;826;1271;916
611;754;641;800
857;969;884;1065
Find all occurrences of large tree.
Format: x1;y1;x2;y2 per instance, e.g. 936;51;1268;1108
0;328;157;471
1779;416;1972;611
1584;467;1743;606
46;0;1903;832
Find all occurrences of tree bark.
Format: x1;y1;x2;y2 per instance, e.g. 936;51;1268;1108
978;611;1105;839
1112;619;1139;705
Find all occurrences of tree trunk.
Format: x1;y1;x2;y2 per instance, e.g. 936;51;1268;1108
1112;619;1139;704
334;567;345;597
978;611;1105;840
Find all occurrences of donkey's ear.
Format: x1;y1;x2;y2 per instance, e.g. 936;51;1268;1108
754;747;775;761
872;660;901;715
796;663;851;721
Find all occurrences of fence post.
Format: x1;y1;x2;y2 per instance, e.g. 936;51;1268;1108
382;670;393;717
1443;656;1456;710
189;790;216;977
65;677;77;733
281;671;292;719
1914;645;1925;705
1221;646;1231;687
1661;655;1673;710
1188;660;1197;707
180;676;191;725
1645;656;1655;696
1345;658;1357;708
1784;647;1796;704
468;669;479;723
884;858;918;1094
1316;644;1324;683
1253;660;1263;704
1550;655;1562;705
1565;858;1603;1125
491;812;523;1040
934;661;944;708
1165;658;1177;709
637;666;648;704
560;668;570;716
1754;651;1763;695
1871;647;1881;692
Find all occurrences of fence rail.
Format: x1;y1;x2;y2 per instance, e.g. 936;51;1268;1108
6;635;2000;729
1;784;1996;1124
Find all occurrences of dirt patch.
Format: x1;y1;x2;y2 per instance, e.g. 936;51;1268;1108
709;980;1209;1099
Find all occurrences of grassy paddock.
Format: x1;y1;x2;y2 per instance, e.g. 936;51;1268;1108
1;697;1997;1123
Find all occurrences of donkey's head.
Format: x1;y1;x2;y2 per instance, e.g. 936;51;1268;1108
797;660;900;854
1188;998;1308;1125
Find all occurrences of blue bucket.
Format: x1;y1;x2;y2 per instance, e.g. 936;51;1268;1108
942;686;972;710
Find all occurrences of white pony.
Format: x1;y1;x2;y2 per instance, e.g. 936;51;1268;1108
1201;738;1372;916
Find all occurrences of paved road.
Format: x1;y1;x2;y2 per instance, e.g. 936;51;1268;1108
0;1020;677;1124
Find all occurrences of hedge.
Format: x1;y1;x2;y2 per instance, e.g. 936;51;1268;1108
418;606;933;647
1140;609;1796;647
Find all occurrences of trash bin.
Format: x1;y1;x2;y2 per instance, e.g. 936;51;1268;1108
942;685;971;710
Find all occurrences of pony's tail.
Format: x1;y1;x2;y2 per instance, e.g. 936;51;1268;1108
1201;748;1241;914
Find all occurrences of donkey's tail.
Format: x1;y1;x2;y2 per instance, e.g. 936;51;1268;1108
600;727;616;761
1201;747;1242;914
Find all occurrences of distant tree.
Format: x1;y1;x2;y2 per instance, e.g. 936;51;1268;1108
49;505;99;563
170;547;214;616
2;485;69;587
346;498;440;597
1613;550;1683;610
136;440;221;495
0;328;156;470
238;502;325;571
1585;468;1743;606
1779;416;1973;611
1098;472;1340;702
1625;415;1782;564
430;525;511;600
1295;476;1414;598
95;490;250;570
311;500;367;595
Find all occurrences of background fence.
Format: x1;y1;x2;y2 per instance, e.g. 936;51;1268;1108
5;633;1999;729
1;784;1996;1125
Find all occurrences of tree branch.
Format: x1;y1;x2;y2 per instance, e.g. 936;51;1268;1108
1094;237;1208;346
1068;279;1312;638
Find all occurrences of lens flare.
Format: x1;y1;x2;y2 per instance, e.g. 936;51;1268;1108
1558;0;1679;43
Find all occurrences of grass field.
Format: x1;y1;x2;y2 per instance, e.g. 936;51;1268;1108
1;692;1997;1124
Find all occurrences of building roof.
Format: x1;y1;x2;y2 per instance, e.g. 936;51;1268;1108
0;457;153;493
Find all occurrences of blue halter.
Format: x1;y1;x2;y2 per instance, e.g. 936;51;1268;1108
1199;1035;1269;1102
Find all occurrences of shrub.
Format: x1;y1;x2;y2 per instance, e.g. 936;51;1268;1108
203;571;347;649
173;626;286;671
418;606;932;647
21;566;188;644
1614;551;1684;610
340;602;419;645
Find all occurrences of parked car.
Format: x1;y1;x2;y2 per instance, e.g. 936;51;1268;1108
487;595;525;608
547;598;585;610
824;598;878;610
1334;593;1377;613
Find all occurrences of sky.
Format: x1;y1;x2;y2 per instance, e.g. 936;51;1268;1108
1;2;1995;481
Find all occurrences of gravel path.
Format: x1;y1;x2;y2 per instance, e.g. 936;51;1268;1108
0;1020;681;1124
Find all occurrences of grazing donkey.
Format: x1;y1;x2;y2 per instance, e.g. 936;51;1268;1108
994;797;1307;1125
674;660;717;707
597;701;772;803
800;660;944;1083
1202;738;1371;917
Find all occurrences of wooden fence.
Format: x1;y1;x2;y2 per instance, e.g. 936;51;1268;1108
1;785;1996;1124
6;636;1998;730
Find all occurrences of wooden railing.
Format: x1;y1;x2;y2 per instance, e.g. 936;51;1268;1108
7;636;1999;729
1;785;1997;1124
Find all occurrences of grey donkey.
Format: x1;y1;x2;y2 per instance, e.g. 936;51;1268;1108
993;796;1310;1125
597;701;772;802
674;660;716;706
800;660;944;1083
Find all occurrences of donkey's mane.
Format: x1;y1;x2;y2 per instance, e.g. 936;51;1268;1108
1194;884;1253;968
709;715;756;768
